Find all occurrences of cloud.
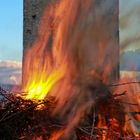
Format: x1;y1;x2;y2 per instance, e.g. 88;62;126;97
0;60;22;85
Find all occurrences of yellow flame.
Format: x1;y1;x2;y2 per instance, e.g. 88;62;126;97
23;65;66;100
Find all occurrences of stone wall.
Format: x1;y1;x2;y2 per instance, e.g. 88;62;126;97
23;0;50;49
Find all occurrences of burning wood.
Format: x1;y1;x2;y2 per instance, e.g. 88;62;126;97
0;0;138;139
0;86;140;140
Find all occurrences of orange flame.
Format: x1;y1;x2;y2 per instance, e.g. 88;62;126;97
22;0;119;101
20;0;140;138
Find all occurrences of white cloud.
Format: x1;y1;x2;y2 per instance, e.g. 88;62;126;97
0;60;22;68
0;60;22;85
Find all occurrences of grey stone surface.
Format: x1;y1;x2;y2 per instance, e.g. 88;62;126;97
23;0;50;49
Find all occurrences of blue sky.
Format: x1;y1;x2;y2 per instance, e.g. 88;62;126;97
0;0;23;61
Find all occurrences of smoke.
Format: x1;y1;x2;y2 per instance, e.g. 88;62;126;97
120;0;140;52
120;0;140;73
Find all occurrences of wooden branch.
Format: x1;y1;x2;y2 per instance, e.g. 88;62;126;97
108;81;140;87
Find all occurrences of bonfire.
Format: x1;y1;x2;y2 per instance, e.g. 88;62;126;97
0;0;140;139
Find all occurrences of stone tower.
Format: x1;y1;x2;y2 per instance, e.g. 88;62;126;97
23;0;50;50
23;0;119;82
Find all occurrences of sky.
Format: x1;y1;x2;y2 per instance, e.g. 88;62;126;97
0;0;23;84
0;0;23;61
0;0;140;84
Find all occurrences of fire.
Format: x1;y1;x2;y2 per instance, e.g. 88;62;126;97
20;0;140;139
23;64;66;100
114;74;140;134
22;0;117;101
22;0;73;101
